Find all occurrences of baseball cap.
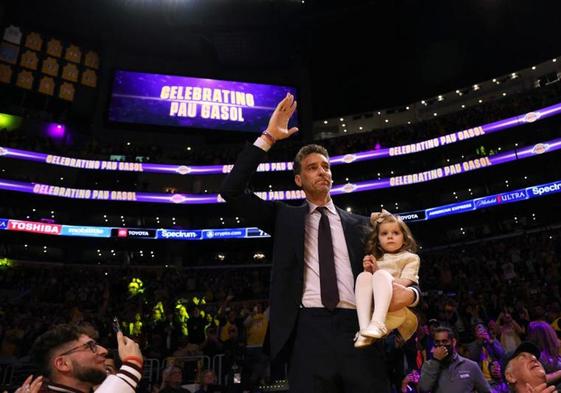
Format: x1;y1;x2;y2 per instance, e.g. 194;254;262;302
506;342;541;364
503;342;541;381
502;341;540;381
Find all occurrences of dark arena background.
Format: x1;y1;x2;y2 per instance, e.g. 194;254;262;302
1;1;561;392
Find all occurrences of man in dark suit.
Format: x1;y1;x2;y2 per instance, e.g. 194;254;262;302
220;93;419;393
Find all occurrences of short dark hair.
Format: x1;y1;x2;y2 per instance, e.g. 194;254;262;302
31;324;85;377
473;322;487;332
433;326;455;340
293;144;329;175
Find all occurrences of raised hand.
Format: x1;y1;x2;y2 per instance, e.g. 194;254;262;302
116;331;143;367
432;346;448;361
264;93;299;141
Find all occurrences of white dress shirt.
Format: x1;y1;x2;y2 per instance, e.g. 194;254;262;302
301;200;356;308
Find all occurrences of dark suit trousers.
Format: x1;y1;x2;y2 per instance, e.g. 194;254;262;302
288;308;390;393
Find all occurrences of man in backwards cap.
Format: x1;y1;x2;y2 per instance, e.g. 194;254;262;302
504;342;557;393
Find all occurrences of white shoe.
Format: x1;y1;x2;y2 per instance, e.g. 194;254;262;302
361;320;388;339
354;332;375;348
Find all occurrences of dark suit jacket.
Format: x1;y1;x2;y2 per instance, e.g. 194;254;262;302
220;145;371;360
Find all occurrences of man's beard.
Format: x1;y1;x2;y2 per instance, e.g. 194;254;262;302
71;360;108;385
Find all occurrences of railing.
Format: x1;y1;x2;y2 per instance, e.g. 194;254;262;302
0;362;14;390
163;355;212;384
164;354;227;385
143;358;161;388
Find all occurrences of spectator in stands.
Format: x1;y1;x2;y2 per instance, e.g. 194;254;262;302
243;304;269;391
417;318;440;361
488;360;509;393
144;332;167;360
514;302;531;333
219;310;240;343
158;366;192;393
418;326;491;393
504;342;556;393
222;324;245;383
497;311;524;354
200;326;223;358
187;307;206;345
440;301;465;335
30;324;143;393
466;323;506;382
527;321;561;374
488;319;501;342
172;336;201;358
193;369;223;393
0;317;25;358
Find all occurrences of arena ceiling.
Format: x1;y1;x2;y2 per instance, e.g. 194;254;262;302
4;0;561;119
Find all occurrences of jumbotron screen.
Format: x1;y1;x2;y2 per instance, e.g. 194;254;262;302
107;70;299;132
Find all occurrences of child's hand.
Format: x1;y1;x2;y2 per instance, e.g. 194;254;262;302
363;255;378;273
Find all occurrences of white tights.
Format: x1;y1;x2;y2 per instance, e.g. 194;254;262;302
355;269;393;330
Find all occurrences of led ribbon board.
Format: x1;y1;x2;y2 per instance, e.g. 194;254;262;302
0;138;558;203
107;70;299;133
0;218;269;240
2;102;560;174
2;179;560;240
401;179;561;221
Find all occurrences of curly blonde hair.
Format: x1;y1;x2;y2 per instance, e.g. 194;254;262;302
365;211;417;258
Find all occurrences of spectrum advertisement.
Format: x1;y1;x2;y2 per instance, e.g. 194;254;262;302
155;228;269;240
107;70;299;133
528;181;561;197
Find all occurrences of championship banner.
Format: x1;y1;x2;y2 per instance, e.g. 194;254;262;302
108;70;299;133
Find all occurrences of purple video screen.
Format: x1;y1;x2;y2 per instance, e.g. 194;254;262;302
107;70;299;132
